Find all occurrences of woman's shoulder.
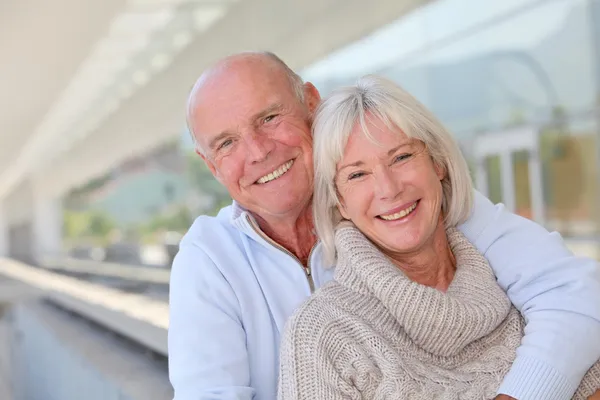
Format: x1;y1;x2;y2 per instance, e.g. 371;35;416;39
278;282;370;399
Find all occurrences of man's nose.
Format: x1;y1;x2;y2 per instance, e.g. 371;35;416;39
375;166;402;200
245;131;273;163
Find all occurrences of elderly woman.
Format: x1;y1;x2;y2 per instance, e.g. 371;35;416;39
277;75;600;400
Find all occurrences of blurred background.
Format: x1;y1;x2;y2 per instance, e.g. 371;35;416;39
0;0;599;399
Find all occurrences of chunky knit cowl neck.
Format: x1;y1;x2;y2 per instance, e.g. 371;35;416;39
333;223;512;357
277;223;600;400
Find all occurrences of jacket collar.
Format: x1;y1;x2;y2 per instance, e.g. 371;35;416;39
229;200;265;243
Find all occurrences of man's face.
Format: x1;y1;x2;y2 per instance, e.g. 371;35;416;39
189;60;320;220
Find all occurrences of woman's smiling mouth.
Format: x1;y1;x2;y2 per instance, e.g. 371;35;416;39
378;201;419;221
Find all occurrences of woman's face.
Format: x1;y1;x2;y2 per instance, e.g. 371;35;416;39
335;116;446;258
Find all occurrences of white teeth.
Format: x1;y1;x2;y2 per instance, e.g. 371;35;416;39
380;202;418;221
257;160;294;184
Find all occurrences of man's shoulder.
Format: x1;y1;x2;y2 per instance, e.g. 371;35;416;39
180;205;239;249
172;205;246;276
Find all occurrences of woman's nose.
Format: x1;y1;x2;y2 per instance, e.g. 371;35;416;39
375;167;402;200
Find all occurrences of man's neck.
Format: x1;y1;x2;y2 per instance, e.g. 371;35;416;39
252;206;317;267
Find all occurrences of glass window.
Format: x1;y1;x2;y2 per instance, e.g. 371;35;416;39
304;0;597;137
302;0;600;239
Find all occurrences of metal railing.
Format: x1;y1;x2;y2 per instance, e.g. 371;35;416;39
39;256;171;285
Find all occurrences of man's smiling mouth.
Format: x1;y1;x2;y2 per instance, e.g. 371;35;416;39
256;160;294;184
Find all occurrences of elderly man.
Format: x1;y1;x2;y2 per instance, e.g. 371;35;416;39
168;52;600;400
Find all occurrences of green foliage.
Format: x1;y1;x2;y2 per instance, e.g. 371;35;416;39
505;109;527;128
185;150;231;212
63;209;116;245
185;151;223;193
142;206;193;234
66;173;112;199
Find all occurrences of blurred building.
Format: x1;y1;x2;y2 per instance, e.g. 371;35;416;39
1;0;599;266
303;0;600;238
82;143;189;227
1;2;600;398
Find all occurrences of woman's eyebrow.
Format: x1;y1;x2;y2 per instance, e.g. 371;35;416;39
338;160;364;172
387;142;413;156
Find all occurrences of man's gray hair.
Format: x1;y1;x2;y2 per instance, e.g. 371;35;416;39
187;51;304;155
262;51;305;103
312;74;474;264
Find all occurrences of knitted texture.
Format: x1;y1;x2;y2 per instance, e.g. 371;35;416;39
278;224;600;399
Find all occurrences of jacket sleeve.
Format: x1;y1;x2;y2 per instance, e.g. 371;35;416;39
459;190;600;400
168;242;254;400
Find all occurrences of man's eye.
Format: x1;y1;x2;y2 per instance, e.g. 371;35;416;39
264;114;278;123
218;139;233;150
348;172;365;180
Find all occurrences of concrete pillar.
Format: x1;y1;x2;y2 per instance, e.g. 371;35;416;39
32;195;63;265
528;148;546;226
0;203;8;257
500;150;516;213
474;157;489;199
588;0;600;235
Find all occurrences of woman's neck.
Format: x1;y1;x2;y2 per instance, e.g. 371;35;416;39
387;218;456;292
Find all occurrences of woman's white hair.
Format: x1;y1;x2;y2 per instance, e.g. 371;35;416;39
313;74;474;264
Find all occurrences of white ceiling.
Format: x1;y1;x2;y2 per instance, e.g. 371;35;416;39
0;0;126;192
0;0;240;200
0;0;429;201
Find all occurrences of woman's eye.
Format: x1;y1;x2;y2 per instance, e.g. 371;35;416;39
348;172;365;180
393;153;412;163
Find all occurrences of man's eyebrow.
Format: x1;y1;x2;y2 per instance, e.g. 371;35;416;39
208;131;234;151
251;103;284;123
206;103;285;151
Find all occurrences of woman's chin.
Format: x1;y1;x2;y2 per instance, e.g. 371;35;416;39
369;227;423;254
385;239;424;255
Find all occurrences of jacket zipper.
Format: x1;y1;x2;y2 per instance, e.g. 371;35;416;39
246;215;316;293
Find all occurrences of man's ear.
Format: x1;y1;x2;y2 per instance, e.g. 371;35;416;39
303;82;321;115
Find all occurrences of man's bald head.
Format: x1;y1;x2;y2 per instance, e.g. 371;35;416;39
186;52;305;152
184;51;322;223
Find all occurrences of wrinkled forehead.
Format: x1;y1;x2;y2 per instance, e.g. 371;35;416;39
190;68;296;135
189;82;293;147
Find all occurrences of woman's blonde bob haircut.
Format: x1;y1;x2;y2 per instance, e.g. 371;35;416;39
313;75;474;264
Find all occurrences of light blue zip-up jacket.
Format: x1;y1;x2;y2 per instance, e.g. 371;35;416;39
168;191;600;400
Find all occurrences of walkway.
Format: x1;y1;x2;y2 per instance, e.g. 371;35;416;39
0;272;47;400
0;276;17;400
0;315;11;400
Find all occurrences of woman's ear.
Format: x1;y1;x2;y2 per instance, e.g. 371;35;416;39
337;200;350;221
434;161;446;181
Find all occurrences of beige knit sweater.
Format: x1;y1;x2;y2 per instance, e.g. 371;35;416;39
278;224;600;399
